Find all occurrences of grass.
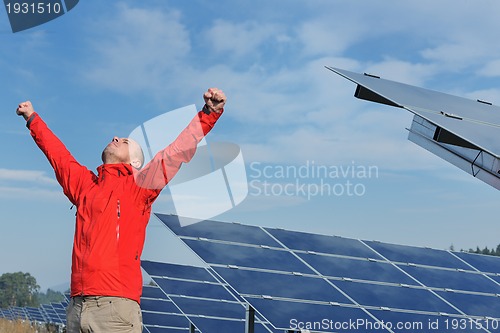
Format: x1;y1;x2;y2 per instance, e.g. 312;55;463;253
0;318;36;333
0;318;55;333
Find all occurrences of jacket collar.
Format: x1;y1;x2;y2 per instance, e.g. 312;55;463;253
97;163;134;179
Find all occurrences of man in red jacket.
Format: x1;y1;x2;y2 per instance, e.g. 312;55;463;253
16;88;226;333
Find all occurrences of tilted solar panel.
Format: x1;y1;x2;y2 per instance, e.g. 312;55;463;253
50;302;66;324
156;214;500;333
26;306;45;322
41;303;61;324
326;66;500;190
141;260;275;333
141;284;196;333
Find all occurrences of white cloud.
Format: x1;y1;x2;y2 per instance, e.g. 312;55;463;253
0;186;64;201
364;60;437;86
207;20;285;57
297;19;360;57
477;60;500;78
0;168;58;186
83;3;190;94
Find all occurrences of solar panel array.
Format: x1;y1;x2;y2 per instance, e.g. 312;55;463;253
141;261;275;333
3;214;500;333
141;284;196;333
0;298;69;325
154;213;500;333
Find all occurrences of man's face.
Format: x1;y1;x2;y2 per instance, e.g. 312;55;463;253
102;137;133;164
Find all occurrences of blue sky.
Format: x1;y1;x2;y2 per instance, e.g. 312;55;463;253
1;1;499;291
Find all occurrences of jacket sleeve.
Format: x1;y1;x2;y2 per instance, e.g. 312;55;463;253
135;108;224;199
27;113;96;205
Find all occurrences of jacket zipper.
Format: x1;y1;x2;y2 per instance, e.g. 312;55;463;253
81;214;87;296
116;200;121;241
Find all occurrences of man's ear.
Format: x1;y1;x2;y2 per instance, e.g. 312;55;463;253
130;159;142;169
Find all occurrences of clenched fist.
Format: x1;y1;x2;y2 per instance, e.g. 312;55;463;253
203;88;226;114
16;101;35;120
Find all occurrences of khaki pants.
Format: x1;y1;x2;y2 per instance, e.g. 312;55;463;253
66;296;142;333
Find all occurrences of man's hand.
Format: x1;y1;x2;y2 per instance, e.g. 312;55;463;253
16;101;35;120
203;88;226;114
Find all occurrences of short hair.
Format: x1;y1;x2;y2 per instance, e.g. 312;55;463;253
128;138;145;169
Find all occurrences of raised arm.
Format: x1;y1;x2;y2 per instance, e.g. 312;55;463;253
135;88;226;195
17;101;96;205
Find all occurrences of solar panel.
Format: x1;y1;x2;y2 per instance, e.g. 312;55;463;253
326;66;500;190
363;241;472;270
266;228;382;259
26;306;45;322
453;251;500;274
296;253;417;284
141;260;275;333
0;308;13;320
10;306;28;320
41;303;61;324
51;302;66;324
141;285;195;332
156;214;500;333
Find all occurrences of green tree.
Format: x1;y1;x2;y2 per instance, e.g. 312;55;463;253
36;288;65;305
0;272;40;308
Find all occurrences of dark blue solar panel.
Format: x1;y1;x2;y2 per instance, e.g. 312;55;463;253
51;302;66;322
399;265;500;294
491;275;500;284
155;213;280;247
141;298;180;314
298;253;416;285
26;307;45;321
154;276;235;301
188;317;244;333
142;261;276;332
169;296;244;319
188;317;273;333
142;261;216;282
40;304;61;323
52;303;65;310
214;267;352;304
453;251;500;274
41;305;58;319
364;241;471;270
142;285;167;299
144;327;189;333
266;227;382;259
1;309;13;320
158;216;500;332
183;239;314;274
435;291;500;319
247;297;389;332
332;280;459;314
142;312;190;328
11;307;27;319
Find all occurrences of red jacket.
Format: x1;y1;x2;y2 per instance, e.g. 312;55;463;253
27;109;223;303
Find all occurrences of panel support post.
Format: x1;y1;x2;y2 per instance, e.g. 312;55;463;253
245;303;255;333
189;323;196;333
